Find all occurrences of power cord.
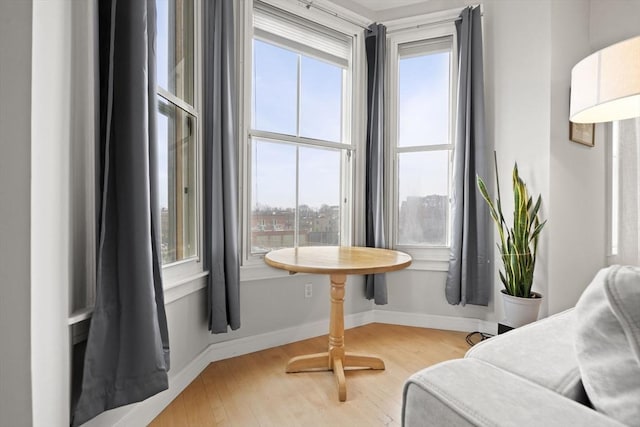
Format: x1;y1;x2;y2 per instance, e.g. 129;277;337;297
465;331;494;346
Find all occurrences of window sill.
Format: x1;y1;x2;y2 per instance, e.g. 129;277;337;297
395;246;450;272
164;270;208;304
161;258;209;302
405;259;449;272
68;307;94;325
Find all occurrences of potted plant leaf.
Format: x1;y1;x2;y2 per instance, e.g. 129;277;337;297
477;153;547;328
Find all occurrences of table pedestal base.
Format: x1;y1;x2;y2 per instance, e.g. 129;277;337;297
285;273;385;401
286;352;385;401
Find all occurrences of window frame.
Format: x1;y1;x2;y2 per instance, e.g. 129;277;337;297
239;0;366;276
157;0;206;288
386;23;458;267
605;122;620;260
606;118;640;266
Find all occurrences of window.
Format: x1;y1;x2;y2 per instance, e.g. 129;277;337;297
156;0;199;265
610;121;620;256
246;2;354;257
608;118;640;264
390;35;455;254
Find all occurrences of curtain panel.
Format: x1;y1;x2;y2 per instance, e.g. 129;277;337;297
73;0;170;425
364;23;388;305
445;6;491;306
203;0;241;333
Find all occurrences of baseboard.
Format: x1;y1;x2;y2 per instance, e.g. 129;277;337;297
373;309;497;335
114;310;374;426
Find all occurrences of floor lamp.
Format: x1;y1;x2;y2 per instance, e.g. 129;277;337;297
570;35;640;124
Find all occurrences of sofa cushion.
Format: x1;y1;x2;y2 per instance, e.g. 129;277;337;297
466;309;588;404
574;265;640;426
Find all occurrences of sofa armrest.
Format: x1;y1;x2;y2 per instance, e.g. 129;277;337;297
403;359;624;427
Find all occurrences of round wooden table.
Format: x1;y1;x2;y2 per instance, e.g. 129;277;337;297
264;246;412;401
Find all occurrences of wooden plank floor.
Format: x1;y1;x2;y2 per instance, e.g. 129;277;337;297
151;323;469;427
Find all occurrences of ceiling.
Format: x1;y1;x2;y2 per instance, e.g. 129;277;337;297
348;0;428;11
329;0;443;22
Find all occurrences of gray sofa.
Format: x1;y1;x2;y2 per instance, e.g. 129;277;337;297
402;265;640;427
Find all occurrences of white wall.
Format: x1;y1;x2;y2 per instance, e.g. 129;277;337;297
544;0;640;313
382;270;491;321
31;0;73;425
0;1;33;425
482;0;553;320
547;0;603;314
590;0;640;50
480;0;602;319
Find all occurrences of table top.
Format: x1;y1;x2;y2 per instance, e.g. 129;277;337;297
264;246;412;275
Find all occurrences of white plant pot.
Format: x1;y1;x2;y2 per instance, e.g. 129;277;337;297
501;290;543;328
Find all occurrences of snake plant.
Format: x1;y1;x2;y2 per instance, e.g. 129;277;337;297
477;154;547;298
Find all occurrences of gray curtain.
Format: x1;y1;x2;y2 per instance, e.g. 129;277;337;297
73;0;170;425
365;23;388;305
445;6;491;306
203;0;241;333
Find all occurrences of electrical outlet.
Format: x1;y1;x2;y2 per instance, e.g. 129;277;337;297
304;283;313;298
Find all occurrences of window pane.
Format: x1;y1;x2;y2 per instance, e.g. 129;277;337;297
397;151;449;246
253;40;298;135
611;117;640;264
611;122;620;255
157;0;194;105
398;51;450;147
251;139;296;253
157;99;197;264
298;147;341;246
300;56;342;142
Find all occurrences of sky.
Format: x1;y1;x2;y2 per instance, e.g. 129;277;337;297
397;51;451;202
154;15;451;216
157;0;170;209
398;52;450;148
252;39;342;209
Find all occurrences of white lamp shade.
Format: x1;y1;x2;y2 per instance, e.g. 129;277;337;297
570;35;640;124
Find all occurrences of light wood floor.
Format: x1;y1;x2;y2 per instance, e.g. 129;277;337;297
150;323;469;427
